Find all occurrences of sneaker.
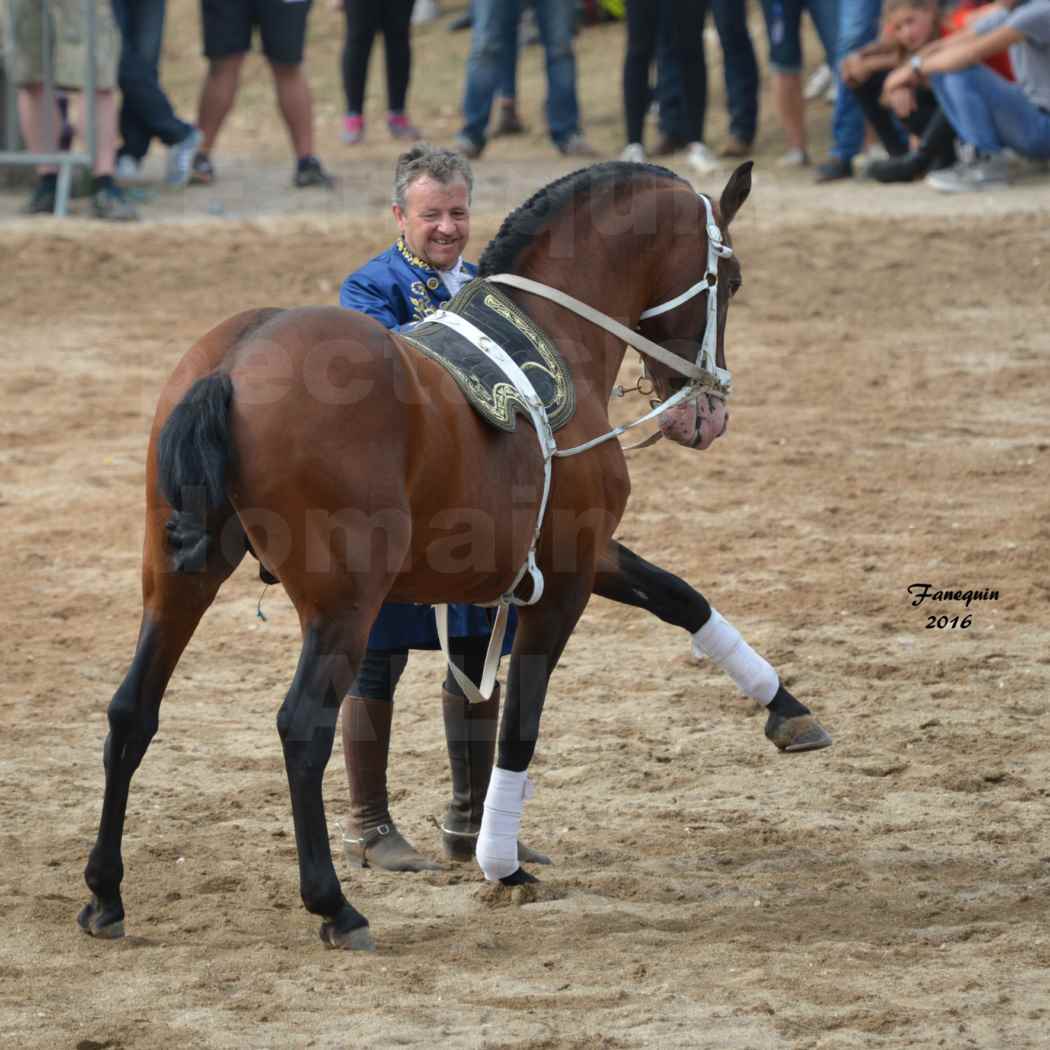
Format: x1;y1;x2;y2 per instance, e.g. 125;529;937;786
92;183;139;221
687;141;721;175
190;151;215;185
387;112;422;141
925;148;1009;192
411;0;439;25
867;152;926;184
166;127;203;186
777;147;809;168
804;63;832;101
342;113;365;145
115;154;143;182
23;179;56;215
294;155;336;189
454;132;484;159
719;136;753;159
620;142;646;163
557;132;598;158
814;156;852;182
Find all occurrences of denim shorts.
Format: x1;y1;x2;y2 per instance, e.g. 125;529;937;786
758;0;838;74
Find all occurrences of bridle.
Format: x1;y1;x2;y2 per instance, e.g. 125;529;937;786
486;189;734;456
426;190;735;702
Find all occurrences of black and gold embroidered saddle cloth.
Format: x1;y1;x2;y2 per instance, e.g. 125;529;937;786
398;278;576;433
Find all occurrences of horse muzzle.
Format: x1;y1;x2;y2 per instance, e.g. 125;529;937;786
657;393;728;450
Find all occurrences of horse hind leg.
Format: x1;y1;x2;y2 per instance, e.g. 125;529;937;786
79;512;245;939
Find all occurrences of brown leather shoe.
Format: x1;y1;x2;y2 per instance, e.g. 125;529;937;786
720;136;753;158
340;694;442;871
651;134;688;158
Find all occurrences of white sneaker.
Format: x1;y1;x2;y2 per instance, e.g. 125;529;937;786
804;64;832;101
166;127;203;187
687;141;721;175
776;147;809;167
620;142;646;163
925;144;1009;192
411;0;439;24
115;154;143;182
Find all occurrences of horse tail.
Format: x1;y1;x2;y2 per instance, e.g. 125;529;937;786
156;371;237;573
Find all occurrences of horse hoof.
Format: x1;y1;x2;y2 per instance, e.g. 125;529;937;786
320;921;376;951
765;712;833;753
77;898;125;940
500;867;539;887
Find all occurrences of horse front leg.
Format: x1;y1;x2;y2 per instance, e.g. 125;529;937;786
594;540;832;752
475;588;590;887
80;521;244;939
277;615;374;951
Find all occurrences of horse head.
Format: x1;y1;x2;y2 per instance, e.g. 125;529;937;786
637;161;752;450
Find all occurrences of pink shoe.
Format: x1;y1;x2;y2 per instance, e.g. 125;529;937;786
341;114;364;145
387;112;422;141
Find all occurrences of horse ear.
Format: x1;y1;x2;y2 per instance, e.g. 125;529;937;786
718;161;753;229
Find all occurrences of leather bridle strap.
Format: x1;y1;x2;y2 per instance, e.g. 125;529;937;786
486;272;708;382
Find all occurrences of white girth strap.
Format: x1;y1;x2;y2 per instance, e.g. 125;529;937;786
425;308;556;705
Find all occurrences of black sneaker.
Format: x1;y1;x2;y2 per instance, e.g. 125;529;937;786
92;183;139;221
190;151;215;185
23;179;56;215
294;155;336;188
867;152;927;184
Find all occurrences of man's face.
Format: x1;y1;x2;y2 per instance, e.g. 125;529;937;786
393;175;471;271
888;5;937;51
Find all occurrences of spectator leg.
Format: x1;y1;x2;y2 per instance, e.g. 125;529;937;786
92;90;120;177
711;0;758;146
197;55;245;156
623;0;660;146
17;85;60;174
380;0;415;113
824;0;882;164
850;72;908;156
342;0;381;114
270;61;315;160
773;72;805;153
533;0;580;146
460;0;520;147
661;0;708;145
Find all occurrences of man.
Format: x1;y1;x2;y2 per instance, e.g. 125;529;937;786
336;145;831;874
455;0;596;158
9;0;137;219
112;0;200;185
885;0;1050;191
337;143;547;872
192;0;334;188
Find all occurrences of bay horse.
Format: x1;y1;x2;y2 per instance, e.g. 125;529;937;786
80;161;766;951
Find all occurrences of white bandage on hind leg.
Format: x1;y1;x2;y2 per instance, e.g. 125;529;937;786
476;767;533;881
691;608;780;705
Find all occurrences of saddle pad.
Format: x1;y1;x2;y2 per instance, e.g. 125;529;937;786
399;279;576;433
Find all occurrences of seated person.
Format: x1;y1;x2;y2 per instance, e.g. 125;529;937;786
884;0;1050;191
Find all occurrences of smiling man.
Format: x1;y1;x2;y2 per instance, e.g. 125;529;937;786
339;144;475;327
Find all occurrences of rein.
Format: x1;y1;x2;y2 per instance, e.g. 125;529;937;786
431;191;733;703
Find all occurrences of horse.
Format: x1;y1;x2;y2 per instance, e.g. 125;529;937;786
79;161;760;951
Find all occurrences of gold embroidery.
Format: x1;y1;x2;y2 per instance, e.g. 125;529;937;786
396;237;433;272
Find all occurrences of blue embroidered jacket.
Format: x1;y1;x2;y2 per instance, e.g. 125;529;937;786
338;239;513;652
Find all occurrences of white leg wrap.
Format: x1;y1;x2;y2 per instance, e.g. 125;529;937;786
476;767;533;882
691;608;780;705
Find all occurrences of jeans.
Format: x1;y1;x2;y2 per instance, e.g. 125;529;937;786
461;0;579;147
758;0;838;73
658;0;758;144
930;65;1050;159
830;0;882;162
112;0;192;159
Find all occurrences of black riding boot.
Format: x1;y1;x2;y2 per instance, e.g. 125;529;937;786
440;687;552;865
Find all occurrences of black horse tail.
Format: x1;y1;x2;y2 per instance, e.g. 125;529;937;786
156;371;237;573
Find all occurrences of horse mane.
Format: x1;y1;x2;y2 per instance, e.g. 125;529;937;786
477;161;687;277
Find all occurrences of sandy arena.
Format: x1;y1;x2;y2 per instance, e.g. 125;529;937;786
3;6;1050;1049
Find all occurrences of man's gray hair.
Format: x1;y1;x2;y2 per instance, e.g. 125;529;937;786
393;144;474;210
